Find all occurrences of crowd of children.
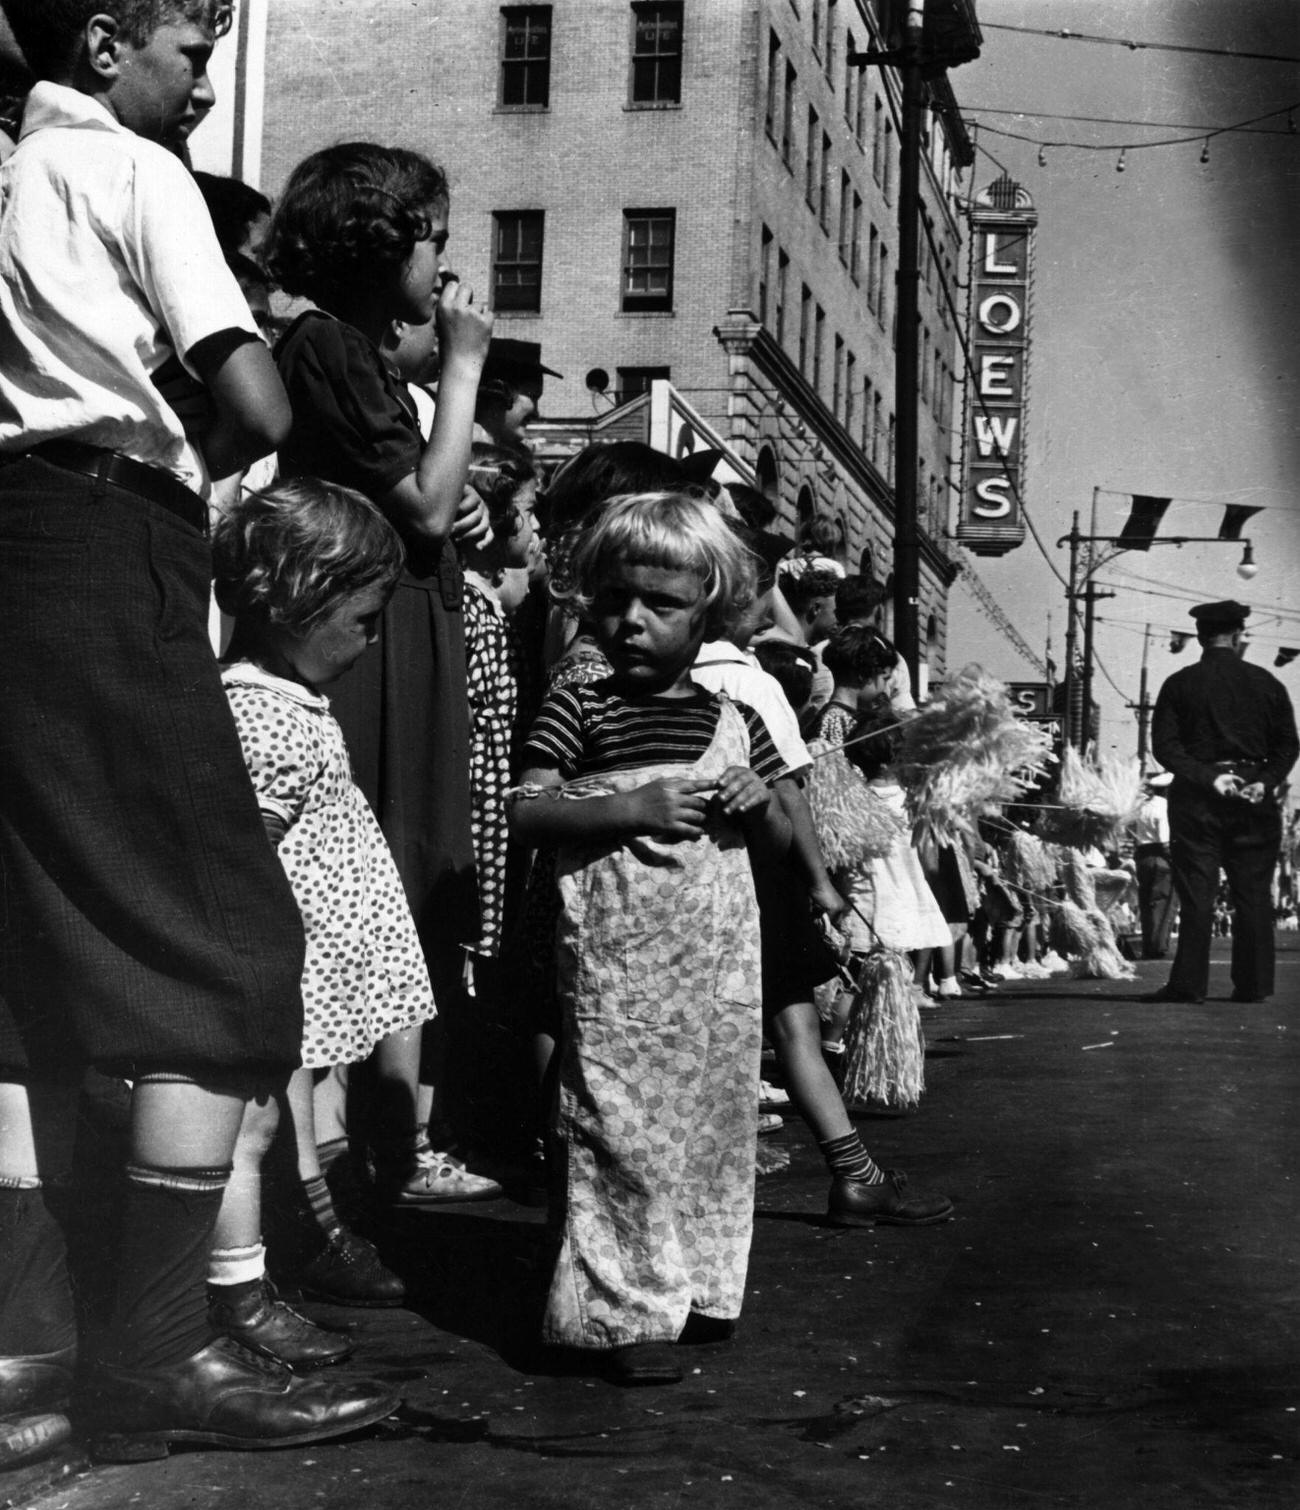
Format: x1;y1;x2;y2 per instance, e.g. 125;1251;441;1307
0;0;1123;1475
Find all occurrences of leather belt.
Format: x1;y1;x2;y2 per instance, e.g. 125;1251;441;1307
22;440;207;535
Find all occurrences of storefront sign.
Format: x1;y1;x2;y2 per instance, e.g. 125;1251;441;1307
958;177;1037;556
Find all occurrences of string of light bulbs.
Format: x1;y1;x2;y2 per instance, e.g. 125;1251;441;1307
967;101;1299;172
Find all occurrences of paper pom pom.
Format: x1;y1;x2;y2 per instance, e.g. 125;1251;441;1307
893;665;1055;844
805;744;909;868
1002;828;1058;895
1038;747;1144;850
840;950;925;1109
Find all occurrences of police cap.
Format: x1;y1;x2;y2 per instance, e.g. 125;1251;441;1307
1189;599;1249;634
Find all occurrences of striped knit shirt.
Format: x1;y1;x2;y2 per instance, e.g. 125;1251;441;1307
522;680;787;784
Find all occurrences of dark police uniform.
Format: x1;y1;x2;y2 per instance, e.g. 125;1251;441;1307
1150;601;1298;1002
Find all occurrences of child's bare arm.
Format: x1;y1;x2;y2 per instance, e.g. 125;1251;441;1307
775;774;846;919
509;766;715;847
714;766;791;857
187;331;291;479
381;281;493;548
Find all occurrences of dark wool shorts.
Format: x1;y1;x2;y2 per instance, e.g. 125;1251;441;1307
0;455;306;1080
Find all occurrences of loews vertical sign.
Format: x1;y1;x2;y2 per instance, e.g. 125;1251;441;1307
958;175;1038;556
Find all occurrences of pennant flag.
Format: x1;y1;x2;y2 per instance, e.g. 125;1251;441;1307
1116;495;1171;551
1219;505;1262;541
1275;647;1299;668
1169;632;1191;653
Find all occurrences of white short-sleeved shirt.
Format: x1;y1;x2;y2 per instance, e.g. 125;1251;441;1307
0;83;260;497
691;639;811;777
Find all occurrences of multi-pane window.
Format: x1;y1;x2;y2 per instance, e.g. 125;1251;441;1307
782;62;796;165
861;375;872;449
845;351;856;433
758;224;774;325
805;106;819;206
867;223;879;312
813;304;825;393
819;130;831;229
879;244;890;329
825;0;837;78
631;2;683;106
617;365;671;402
776;250;789;343
850;192;862;283
832;334;844;419
883;120;894;200
500;6;551;109
843;32;855;123
837;170;851;264
872;392;883;465
765;29;780;138
491;210;544;312
622;210;676;311
811;0;823;56
798;283;812;374
872;95;884;181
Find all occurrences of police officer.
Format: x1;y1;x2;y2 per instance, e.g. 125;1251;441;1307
1146;600;1298;1003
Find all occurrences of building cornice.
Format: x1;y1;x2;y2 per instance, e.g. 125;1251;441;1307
715;313;960;585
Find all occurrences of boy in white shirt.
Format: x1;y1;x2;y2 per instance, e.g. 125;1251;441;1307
0;0;396;1466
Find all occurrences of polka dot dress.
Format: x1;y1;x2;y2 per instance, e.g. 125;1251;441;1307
464;579;533;958
222;662;435;1069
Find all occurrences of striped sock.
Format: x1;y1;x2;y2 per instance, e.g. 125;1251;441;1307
818;1132;885;1185
301;1173;339;1236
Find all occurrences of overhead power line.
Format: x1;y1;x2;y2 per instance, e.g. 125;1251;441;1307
979;20;1300;66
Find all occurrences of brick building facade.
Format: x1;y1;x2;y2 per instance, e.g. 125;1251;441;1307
204;1;976;680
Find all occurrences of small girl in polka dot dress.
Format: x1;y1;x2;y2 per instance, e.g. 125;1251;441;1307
206;478;440;1327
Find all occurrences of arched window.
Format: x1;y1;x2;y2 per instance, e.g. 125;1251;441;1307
756;445;779;502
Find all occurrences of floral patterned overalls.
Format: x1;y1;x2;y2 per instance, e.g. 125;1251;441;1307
543;698;763;1349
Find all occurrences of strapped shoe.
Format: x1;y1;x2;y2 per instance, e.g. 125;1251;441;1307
378;1142;504;1206
209;1279;353;1371
602;1342;683;1386
79;1336;400;1462
827;1170;954;1228
295;1226;407;1309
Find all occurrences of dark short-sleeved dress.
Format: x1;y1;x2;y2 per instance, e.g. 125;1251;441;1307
275;311;479;994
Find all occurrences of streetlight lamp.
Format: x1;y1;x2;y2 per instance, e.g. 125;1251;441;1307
1057;513;1259;750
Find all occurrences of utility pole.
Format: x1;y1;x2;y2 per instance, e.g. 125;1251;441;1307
1135;622;1152;770
849;1;981;698
1062;511;1080;749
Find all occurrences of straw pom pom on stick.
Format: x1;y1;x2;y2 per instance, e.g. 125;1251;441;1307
1038;747;1144;851
1003;828;1058;895
805;744;909;868
840;948;925;1110
892;665;1055;844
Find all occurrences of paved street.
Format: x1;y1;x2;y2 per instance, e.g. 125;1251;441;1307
8;937;1299;1510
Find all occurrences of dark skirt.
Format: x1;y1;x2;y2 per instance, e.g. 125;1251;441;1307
328;547;479;999
0;455;305;1078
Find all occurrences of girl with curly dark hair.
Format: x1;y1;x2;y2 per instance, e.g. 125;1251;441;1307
263;143;501;1231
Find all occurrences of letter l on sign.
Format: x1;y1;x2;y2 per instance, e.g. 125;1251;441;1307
983;234;1016;275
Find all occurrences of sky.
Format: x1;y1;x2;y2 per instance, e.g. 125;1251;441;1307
944;0;1300;757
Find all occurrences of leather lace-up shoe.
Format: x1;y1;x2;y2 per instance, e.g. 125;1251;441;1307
828;1170;954;1228
80;1336;400;1461
295;1226;406;1309
1138;986;1203;1004
209;1280;353;1371
602;1342;682;1386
